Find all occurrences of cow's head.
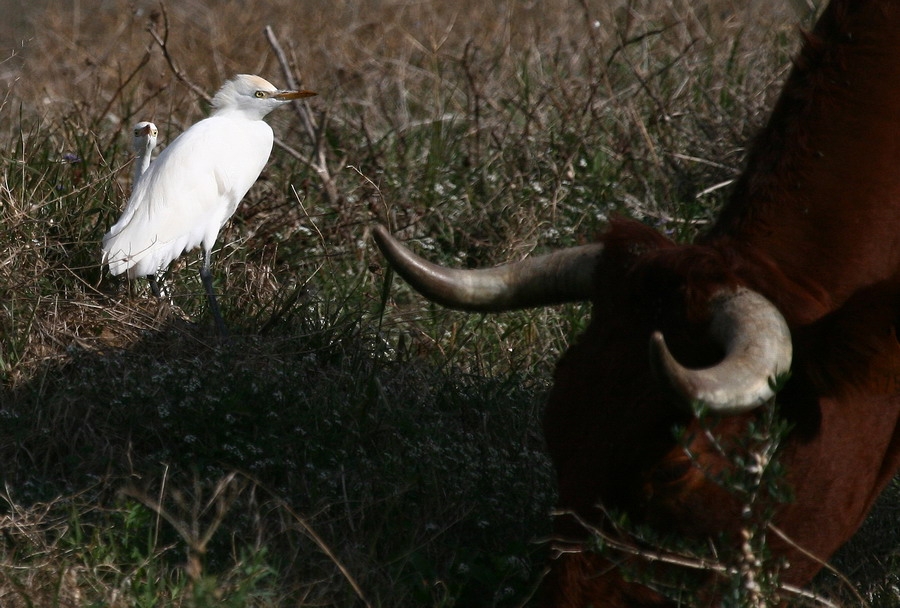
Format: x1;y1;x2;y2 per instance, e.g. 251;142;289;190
372;217;794;605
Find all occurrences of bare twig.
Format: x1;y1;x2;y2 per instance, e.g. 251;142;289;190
97;49;152;133
263;25;317;140
238;471;374;608
348;165;388;225
122;473;248;584
768;524;869;608
146;3;211;103
264;25;341;206
550;509;844;607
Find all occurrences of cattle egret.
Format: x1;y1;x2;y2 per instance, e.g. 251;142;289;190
102;74;316;334
131;121;158;187
129;121;162;299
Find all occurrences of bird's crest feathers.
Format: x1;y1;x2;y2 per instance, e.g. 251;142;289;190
211;74;278;112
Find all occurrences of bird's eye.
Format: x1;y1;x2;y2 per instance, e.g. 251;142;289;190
254;90;267;99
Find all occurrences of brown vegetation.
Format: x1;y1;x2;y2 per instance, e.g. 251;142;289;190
2;1;894;606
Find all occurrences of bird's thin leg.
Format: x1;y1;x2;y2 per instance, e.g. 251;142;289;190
148;275;162;298
199;249;228;337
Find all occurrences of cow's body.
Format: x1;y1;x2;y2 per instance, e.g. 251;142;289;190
374;0;900;605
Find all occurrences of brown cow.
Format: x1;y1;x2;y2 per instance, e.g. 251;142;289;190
373;0;900;605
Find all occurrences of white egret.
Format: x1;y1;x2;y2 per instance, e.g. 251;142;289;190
131;121;158;187
102;75;316;334
129;121;164;297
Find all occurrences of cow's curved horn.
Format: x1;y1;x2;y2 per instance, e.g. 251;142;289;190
372;225;604;311
650;287;792;415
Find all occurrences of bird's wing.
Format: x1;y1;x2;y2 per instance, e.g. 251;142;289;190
102;116;274;277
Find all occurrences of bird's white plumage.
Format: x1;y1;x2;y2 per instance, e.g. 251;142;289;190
102;74;307;279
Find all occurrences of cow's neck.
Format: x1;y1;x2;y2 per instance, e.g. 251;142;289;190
705;0;900;320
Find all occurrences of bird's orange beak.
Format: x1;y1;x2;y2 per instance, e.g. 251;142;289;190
274;89;317;100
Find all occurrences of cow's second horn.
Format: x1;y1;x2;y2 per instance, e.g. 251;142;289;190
372;225;603;311
650;287;792;415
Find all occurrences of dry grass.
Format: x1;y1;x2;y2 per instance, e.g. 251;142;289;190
1;0;896;606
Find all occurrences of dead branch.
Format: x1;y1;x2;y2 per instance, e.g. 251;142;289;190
147;3;211;104
264;25;341;207
550;509;844;607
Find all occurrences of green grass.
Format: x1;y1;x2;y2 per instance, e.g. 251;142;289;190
0;0;897;605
